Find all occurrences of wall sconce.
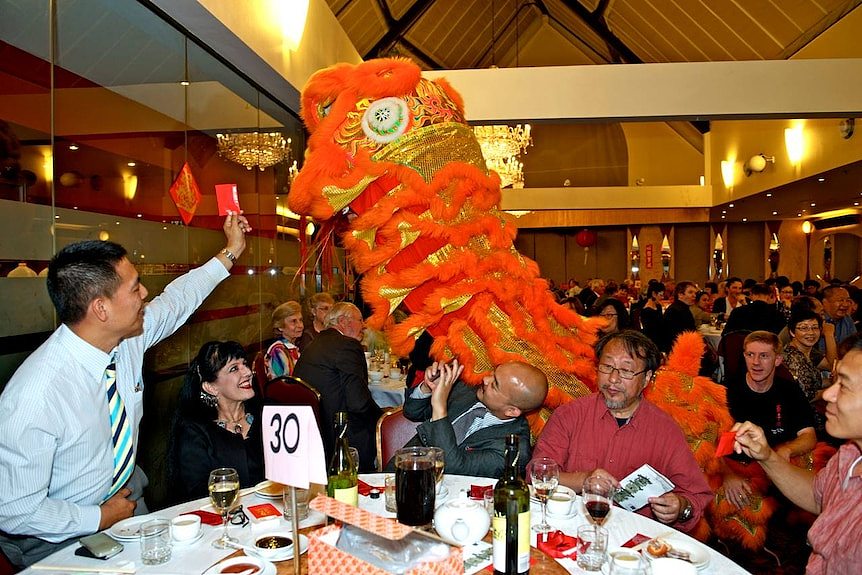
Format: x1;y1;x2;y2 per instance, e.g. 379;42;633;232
785;126;804;164
743;154;775;176
720;160;735;188
802;220;813;280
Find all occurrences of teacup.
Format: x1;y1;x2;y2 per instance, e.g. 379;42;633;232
546;491;574;516
369;370;384;382
170;514;201;541
389;368;402;380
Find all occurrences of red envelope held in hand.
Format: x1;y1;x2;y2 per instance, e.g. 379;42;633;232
215;183;240;215
715;431;737;457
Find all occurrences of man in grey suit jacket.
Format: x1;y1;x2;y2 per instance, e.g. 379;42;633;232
392;359;548;478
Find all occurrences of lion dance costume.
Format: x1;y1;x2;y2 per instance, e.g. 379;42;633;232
288;58;828;548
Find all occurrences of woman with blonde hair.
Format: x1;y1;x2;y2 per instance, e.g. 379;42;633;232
264;300;303;379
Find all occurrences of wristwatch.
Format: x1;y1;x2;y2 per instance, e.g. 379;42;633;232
678;496;693;522
220;248;237;263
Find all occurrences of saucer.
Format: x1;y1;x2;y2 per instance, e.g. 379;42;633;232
109;516;157;541
204;556;275;575
171;530;204;547
545;508;577;521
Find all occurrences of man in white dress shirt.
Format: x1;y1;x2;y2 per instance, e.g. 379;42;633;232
0;213;250;567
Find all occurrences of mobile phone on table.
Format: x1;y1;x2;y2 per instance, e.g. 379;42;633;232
79;532;124;559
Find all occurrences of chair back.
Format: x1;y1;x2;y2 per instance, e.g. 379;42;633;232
717;330;751;384
252;352;268;398
264;376;322;427
0;548;19;575
376;406;420;471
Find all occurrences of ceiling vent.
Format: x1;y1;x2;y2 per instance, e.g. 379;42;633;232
812;214;860;230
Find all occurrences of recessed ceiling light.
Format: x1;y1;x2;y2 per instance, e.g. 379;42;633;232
73;206;78;210
721;210;727;214
766;193;772;197
54;215;60;219
818;177;826;182
721;215;726;219
127;162;136;167
137;214;142;218
69;144;79;151
797;212;802;217
180;80;190;86
742;217;748;222
772;211;778;215
855;202;860;206
810;202;816;207
728;203;735;208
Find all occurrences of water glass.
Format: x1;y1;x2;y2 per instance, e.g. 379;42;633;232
282;487;310;521
483;489;495;518
140;518;171;565
384;474;397;513
576;525;608;571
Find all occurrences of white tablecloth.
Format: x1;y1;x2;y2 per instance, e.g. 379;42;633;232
369;378;406;408
23;474;750;575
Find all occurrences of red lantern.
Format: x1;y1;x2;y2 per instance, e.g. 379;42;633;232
575;229;597;265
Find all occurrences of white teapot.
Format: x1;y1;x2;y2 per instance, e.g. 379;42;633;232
434;498;490;547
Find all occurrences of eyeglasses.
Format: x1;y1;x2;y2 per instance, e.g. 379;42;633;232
597;363;648;380
794;324;821;332
228;506;249;527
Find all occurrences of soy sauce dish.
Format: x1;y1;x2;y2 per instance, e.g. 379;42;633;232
253;534;293;559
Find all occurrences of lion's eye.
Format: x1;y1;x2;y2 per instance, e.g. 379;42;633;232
361;97;409;143
318;100;333;119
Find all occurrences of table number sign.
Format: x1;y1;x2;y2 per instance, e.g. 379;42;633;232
262;405;327;488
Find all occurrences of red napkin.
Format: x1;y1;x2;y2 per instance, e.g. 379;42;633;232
715;431;737;457
536;530;579;558
186;510;223;526
358;479;382;496
469;484;494;500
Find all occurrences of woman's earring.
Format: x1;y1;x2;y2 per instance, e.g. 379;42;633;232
200;390;218;408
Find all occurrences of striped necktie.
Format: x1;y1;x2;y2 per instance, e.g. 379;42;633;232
105;355;134;499
452;403;489;444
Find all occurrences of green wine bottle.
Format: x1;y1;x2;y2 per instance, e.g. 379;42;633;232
327;411;358;505
493;434;530;575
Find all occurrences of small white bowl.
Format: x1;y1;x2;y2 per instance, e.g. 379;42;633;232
369;370;384;382
252;532;294;560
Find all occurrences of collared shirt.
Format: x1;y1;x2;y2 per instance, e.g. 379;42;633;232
531;393;713;533
818;313;857;353
807;442;862;574
408;390;510;439
0;257;228;542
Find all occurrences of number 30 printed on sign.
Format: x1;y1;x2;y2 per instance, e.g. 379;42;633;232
262;406;328;489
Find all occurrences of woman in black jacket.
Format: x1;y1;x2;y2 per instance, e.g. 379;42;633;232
168;341;264;500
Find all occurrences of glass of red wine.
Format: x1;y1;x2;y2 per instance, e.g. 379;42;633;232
527;457;559;533
582;476;613;526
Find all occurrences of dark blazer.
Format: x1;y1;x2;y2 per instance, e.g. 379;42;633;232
293;328;381;472
722;300;787;336
172;410;264;500
391;380;532;478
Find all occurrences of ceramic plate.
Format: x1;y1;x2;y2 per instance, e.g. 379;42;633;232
109;516;156;541
644;536;710;570
244;535;308;562
204;555;275;575
254;481;285;500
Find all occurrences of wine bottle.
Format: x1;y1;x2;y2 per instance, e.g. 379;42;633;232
327;411;358;505
493;434;530;575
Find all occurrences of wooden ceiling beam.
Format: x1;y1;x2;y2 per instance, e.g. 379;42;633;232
364;0;435;61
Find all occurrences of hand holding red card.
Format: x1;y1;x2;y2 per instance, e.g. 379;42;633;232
715;431;737;457
215;183;240;216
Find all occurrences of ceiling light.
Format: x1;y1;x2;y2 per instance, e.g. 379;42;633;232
766;193;772;197
180;80;190;86
473;124;533;188
721;215;726;219
217;132;292;171
810;202;816;207
797;212;802;217
742;218;748;222
127;162;136;167
728;203;734;208
818;177;826;182
721;210;726;214
772;211;778;215
69;144;79;151
855;202;860;206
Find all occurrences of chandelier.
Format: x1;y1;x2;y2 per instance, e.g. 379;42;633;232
472;124;533;188
216;132;291;171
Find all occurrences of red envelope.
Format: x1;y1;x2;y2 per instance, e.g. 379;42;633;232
715;431;737;457
185;509;223;526
215;183;240;215
621;533;651;548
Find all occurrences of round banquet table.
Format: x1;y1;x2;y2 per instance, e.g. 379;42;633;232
368;376;407;408
21;474;749;575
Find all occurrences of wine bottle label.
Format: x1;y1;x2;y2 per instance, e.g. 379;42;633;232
492;510;530;573
333;485;358;506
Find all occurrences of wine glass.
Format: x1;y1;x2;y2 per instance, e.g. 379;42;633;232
582;475;614;527
528;457;559;533
428;447;445;493
208;467;240;548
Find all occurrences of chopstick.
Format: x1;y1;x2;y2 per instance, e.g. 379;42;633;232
31;563;135;574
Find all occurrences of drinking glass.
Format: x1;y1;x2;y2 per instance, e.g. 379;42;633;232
394;447;435;526
576;525;608;571
428;447;445;491
527;457;559;533
582;476;614;526
282;487;309;522
208;467;240;548
140;518;171;565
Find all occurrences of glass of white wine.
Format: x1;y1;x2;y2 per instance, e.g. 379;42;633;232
208;467;240;549
528;457;559;533
428;447;445;493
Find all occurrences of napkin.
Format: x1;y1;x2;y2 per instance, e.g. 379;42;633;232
358;479;382;496
715;431;737;457
536;530;579;558
469;484;494;500
186;509;224;525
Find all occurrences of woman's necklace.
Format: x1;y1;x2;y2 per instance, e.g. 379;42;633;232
217;412;254;435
